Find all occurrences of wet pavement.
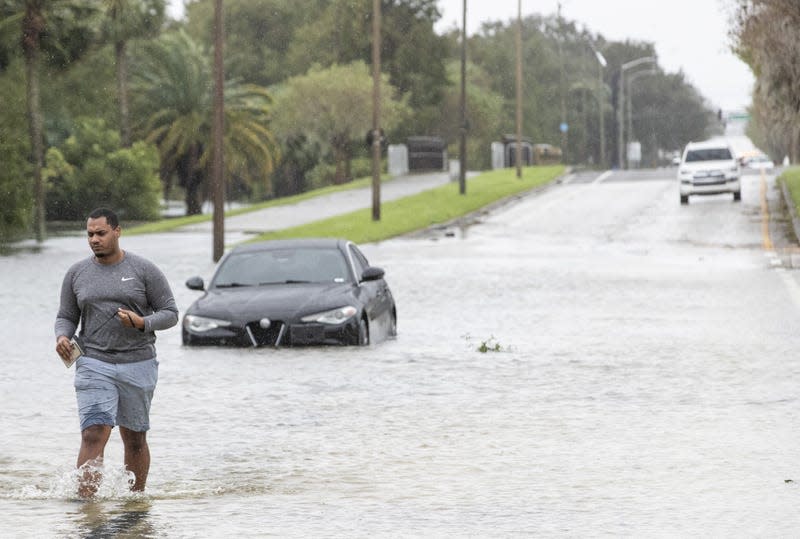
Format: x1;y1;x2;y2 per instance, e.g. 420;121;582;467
2;167;800;537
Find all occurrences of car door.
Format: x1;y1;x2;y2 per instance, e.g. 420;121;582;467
349;245;390;325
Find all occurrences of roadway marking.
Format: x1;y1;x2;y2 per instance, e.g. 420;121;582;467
592;170;613;185
760;169;773;250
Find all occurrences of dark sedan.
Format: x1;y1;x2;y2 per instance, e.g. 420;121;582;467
182;238;397;347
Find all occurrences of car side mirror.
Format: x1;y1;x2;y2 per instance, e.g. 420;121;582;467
361;266;385;282
186;276;205;291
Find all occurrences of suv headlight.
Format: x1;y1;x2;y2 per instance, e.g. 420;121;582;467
301;306;358;324
183;314;232;332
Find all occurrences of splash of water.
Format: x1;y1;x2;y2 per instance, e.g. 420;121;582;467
14;461;137;501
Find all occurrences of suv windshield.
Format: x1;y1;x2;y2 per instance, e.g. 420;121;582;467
685;148;732;162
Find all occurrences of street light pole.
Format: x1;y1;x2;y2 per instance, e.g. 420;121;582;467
617;56;656;169
594;49;607;168
626;68;656;169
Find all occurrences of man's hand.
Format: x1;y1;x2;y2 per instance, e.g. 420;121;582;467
118;308;143;330
56;335;72;362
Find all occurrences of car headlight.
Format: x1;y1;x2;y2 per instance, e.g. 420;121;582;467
183;314;232;332
301;306;358;324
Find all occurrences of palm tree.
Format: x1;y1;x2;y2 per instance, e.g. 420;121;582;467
131;30;279;215
1;0;97;241
101;0;164;147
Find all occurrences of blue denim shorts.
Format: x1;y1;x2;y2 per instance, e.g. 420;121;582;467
74;356;159;432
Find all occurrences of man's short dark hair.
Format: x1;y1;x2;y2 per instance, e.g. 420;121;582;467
88;208;119;229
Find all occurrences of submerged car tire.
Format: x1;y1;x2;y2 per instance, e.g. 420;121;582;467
389;310;398;338
358;318;370;346
733;190;741;202
680;194;689;205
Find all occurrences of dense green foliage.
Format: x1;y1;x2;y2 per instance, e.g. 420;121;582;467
0;0;720;243
732;1;800;162
0;60;31;241
43;118;162;220
130;30;279;214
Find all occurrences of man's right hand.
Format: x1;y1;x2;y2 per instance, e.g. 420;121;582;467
56;335;72;362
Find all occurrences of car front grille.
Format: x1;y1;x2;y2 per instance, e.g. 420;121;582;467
244;320;287;346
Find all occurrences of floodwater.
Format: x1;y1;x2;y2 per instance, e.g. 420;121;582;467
2;170;800;537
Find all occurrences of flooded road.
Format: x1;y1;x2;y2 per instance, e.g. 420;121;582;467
2;169;800;537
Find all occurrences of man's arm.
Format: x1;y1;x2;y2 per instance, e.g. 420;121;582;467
142;263;179;332
55;269;79;362
54;269;79;340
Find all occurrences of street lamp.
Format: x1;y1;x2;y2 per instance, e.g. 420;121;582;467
593;49;607;168
626;68;656;169
617;56;656;169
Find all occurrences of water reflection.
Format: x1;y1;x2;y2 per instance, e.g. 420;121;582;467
78;500;155;539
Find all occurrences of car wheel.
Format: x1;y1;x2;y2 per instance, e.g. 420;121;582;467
182;329;193;346
680;194;689;205
357;318;370;346
733;190;741;202
389;310;398;338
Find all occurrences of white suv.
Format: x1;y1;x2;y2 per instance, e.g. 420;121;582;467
677;140;741;204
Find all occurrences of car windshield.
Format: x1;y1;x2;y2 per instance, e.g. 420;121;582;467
685;148;732;162
213;247;350;287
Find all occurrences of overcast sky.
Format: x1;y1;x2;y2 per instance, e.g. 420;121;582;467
166;0;753;113
435;0;753;113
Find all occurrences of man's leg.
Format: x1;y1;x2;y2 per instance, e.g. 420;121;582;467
119;427;149;492
76;424;113;498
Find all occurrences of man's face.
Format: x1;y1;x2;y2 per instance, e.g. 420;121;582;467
86;217;120;259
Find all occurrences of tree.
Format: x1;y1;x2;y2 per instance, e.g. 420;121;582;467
286;0;449;110
732;0;800;161
0;0;98;241
271;61;410;185
131;30;279;215
0;59;31;242
101;0;165;147
184;0;321;87
43;117;162;221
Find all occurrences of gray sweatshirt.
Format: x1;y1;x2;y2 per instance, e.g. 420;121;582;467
55;251;179;364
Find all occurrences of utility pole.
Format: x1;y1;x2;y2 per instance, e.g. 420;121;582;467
557;2;567;163
458;0;467;195
211;0;225;262
515;0;523;178
371;0;381;221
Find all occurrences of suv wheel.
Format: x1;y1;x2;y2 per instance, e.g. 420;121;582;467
733;190;741;202
680;194;689;205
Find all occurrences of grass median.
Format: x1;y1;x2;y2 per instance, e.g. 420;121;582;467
248;165;565;244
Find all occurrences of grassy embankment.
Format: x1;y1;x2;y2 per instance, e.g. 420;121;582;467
128;165;564;244
780;166;800;213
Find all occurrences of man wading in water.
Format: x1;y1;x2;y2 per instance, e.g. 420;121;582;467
55;208;178;497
